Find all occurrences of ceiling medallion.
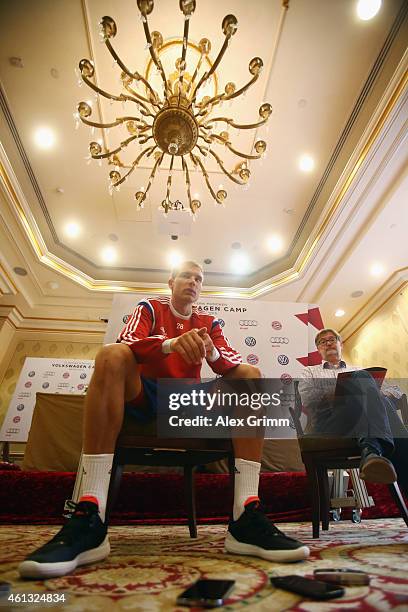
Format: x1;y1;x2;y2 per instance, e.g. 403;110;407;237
76;0;272;216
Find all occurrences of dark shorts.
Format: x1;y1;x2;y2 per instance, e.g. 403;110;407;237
124;377;217;423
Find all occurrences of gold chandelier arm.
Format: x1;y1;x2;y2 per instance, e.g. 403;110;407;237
165;155;175;202
201;116;268;130
225;73;259;101
181;156;194;212
105;39;160;104
123;81;161;109
186;53;204;95
225;141;262;160
191;36;230;105
82;74;155;118
140;18;170;97
177;18;190;98
80;116;149;130
190;152;219;202
91;135;140;159
138;134;155;145
196;146;245;185
138;151;164;205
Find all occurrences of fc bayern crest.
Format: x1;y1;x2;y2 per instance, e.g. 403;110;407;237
246;354;259;365
271;321;282;330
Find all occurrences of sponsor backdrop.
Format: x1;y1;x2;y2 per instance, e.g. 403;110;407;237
0;359;94;443
104;295;324;378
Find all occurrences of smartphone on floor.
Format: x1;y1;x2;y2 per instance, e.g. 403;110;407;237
176;579;235;608
271;575;345;600
314;568;370;585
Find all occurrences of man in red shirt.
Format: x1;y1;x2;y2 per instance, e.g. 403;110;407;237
19;261;309;578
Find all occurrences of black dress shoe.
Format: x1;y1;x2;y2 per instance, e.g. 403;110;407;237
359;448;397;484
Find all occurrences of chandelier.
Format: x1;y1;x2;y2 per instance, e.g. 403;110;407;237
76;0;272;216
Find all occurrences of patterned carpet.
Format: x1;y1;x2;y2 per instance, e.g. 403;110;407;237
0;519;407;611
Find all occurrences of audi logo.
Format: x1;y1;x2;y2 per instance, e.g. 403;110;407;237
245;336;256;347
240;320;258;327
270;337;289;344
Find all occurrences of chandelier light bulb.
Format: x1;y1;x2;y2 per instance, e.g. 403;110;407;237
76;0;272;216
370;263;385;277
356;0;382;21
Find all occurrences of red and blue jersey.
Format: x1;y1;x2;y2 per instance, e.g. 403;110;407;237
117;296;242;380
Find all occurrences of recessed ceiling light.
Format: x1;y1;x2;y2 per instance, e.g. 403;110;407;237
267;235;284;253
351;290;364;298
34;127;55;149
356;0;382;21
108;233;119;242
204;258;212;265
13;266;27;276
299;154;315;173
231;252;249;274
335;309;345;317
231;242;241;250
101;246;117;264
47;281;59;290
65;222;81;238
168;251;183;267
370;263;385;277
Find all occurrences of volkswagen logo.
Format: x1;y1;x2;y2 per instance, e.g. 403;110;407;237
246;354;259;365
240;320;258;327
217;318;225;328
245;336;256;347
278;354;289;365
123;314;131;324
270;337;289;344
271;321;282;330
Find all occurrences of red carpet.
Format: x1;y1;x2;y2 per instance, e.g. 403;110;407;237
0;464;403;525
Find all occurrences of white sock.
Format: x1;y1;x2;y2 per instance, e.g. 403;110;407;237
233;458;261;520
80;453;114;522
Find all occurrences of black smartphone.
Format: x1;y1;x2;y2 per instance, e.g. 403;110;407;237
271;575;345;600
314;568;370;586
176;579;235;608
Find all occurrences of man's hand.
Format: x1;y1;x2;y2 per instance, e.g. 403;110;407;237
170;328;207;364
197;327;216;359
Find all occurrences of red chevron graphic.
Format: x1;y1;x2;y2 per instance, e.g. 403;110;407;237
295;312;308;326
308;307;324;330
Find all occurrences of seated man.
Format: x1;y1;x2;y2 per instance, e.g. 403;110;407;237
19;260;309;578
299;328;407;492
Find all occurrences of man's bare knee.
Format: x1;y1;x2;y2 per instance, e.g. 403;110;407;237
94;343;136;377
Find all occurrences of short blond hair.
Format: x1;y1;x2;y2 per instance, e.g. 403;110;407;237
170;260;203;280
315;328;341;346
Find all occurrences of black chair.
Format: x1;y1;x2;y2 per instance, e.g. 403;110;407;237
290;383;408;538
106;412;234;538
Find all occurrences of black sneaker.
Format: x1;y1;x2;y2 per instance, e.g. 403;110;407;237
224;500;310;562
18;501;109;579
359;448;397;484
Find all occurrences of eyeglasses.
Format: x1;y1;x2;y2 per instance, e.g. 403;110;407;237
317;336;338;347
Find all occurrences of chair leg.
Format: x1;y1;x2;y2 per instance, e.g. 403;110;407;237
318;466;330;531
388;482;408;526
105;459;123;523
304;456;320;538
184;465;197;538
227;452;235;521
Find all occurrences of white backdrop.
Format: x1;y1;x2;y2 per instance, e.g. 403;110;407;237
0;358;94;443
